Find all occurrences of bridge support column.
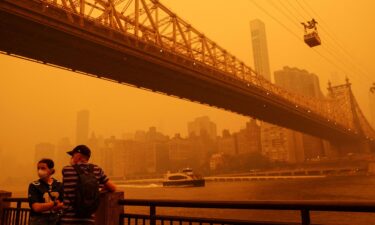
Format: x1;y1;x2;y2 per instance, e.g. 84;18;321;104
95;191;124;225
0;190;11;223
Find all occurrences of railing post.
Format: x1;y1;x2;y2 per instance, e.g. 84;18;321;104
95;191;124;225
301;209;310;225
0;190;12;224
14;201;21;225
150;204;156;225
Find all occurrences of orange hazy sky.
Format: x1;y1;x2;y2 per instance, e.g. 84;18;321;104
1;0;374;161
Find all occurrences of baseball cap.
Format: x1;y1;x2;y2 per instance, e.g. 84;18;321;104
67;145;91;158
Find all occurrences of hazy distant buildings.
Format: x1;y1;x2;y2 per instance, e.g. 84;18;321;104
261;126;304;162
250;19;271;81
235;119;261;154
34;142;55;163
188;116;217;140
168;134;194;170
261;67;326;162
216;119;261;157
102;127;170;178
217;130;236;155
274;66;323;98
76;110;89;145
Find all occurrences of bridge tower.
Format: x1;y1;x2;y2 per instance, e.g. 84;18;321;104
327;79;375;155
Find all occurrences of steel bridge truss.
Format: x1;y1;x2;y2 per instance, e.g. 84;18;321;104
3;0;375;141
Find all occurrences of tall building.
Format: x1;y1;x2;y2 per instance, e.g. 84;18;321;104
250;20;291;161
217;130;236;155
250;19;271;81
260;125;304;162
76;110;89;145
273;66;325;161
188;116;217;140
234;119;261;155
274;66;323;98
370;88;375;128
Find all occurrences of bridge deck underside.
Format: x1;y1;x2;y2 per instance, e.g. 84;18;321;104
0;0;361;143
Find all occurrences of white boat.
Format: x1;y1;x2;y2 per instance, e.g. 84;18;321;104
162;168;205;187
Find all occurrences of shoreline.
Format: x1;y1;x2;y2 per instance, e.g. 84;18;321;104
113;173;371;186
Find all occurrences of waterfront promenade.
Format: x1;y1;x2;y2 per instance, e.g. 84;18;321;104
3;175;375;225
2;190;375;225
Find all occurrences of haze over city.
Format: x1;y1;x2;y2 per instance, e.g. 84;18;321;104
1;0;375;193
3;0;375;224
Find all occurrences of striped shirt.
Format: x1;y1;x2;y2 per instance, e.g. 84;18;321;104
61;163;109;224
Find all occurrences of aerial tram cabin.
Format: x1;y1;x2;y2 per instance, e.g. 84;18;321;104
301;18;321;47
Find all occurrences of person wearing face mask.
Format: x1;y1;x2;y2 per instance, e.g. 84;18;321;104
28;158;64;225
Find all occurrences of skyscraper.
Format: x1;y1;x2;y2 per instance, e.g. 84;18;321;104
250;19;271;81
274;66;325;160
76;110;90;145
274;66;323;98
250;19;286;161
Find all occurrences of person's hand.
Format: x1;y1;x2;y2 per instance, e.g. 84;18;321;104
52;200;63;211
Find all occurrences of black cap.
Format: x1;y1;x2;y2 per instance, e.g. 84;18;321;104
67;145;91;158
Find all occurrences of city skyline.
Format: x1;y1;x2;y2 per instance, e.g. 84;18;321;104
1;2;375;224
1;0;374;169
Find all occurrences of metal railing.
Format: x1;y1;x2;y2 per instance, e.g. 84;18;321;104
118;199;375;225
3;197;375;225
1;198;29;225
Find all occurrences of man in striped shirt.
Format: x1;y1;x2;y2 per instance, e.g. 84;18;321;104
60;145;116;225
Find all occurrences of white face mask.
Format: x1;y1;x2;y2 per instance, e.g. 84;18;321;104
38;169;49;179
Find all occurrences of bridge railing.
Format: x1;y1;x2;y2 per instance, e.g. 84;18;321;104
118;198;375;225
2;195;375;225
0;198;29;225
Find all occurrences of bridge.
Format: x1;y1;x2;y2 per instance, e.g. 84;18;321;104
1;0;374;148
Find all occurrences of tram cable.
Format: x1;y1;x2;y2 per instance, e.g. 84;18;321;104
249;0;352;79
295;0;372;82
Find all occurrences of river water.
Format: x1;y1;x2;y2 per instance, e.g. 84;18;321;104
119;176;375;225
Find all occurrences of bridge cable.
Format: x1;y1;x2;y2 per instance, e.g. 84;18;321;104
300;0;373;80
295;0;373;83
270;0;372;84
249;0;354;79
271;0;365;81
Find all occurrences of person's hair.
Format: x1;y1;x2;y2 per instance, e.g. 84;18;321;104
38;158;55;175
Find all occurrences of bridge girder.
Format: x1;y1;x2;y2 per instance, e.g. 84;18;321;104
0;0;375;144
